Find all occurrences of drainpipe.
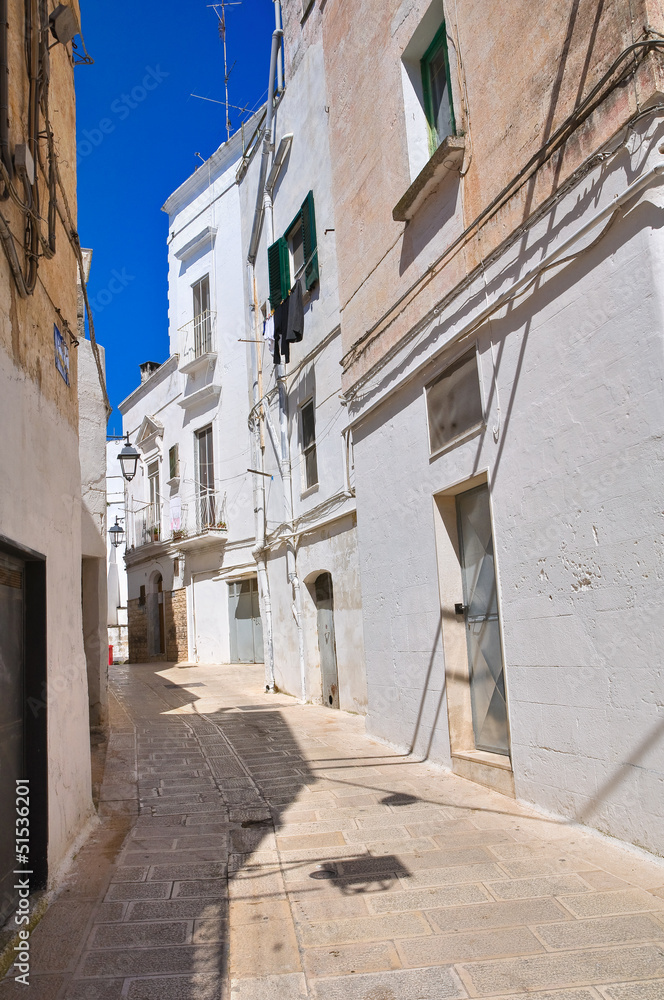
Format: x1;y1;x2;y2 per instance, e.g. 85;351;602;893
246;0;307;702
248;265;276;693
276;364;307;703
245;0;283;692
248;0;283;266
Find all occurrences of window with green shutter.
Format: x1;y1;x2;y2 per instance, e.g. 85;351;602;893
421;24;455;156
267;191;319;306
301;190;318;290
268;236;290;307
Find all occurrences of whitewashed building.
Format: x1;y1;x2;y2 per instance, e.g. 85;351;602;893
235;1;368;711
120;126;262;667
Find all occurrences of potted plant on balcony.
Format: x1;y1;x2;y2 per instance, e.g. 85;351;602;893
214;520;227;531
172;528;186;541
152;526;160;542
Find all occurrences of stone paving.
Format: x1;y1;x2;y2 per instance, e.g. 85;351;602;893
1;661;664;999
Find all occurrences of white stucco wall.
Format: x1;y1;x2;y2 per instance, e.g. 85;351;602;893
349;127;664;855
0;348;94;877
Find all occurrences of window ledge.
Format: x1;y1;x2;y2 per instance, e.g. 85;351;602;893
300;483;319;500
393;135;465;222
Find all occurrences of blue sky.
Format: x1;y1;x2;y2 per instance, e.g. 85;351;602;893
75;1;275;432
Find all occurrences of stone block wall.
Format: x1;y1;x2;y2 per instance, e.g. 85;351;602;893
166;589;188;663
127;598;148;663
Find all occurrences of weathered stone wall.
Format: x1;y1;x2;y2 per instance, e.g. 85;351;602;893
127;598;148;663
166;589;188;663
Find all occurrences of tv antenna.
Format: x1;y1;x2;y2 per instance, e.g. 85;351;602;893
208;2;242;141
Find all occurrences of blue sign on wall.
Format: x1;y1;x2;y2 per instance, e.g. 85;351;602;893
54;323;69;386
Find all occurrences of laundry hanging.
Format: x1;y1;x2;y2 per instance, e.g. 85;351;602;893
272;279;305;364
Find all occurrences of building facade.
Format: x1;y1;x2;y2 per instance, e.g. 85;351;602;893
316;0;664;854
120;127;262;669
236;0;367;711
0;0;105;925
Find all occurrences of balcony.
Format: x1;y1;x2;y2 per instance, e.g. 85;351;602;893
127;502;166;553
170;491;228;550
178;310;218;376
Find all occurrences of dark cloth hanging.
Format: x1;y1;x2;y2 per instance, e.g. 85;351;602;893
272;297;290;364
285;278;304;344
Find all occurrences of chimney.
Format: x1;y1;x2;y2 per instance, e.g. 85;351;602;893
139;361;161;384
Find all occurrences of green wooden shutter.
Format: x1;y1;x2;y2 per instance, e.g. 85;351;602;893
268;237;289;306
301;190;319;290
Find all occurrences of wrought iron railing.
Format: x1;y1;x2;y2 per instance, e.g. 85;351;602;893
173;490;228;541
178;310;216;366
128;502;163;548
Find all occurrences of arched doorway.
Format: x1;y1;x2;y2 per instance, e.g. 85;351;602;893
314;573;339;708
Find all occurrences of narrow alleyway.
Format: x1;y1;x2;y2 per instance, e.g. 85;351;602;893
2;662;664;999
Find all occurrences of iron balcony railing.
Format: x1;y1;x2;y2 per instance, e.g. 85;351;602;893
178;310;217;367
127;491;228;549
128;502;163;548
171;490;228;542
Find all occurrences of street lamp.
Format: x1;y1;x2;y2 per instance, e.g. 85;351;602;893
109;518;125;549
118;433;140;482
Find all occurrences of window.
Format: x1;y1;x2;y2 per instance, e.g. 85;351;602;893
139;585;146;606
148;461;160;510
268;191;318;306
148;461;161;539
192;275;211;356
168;444;179;480
300;399;318;490
196;425;215;527
421;24;455;155
426;349;483;453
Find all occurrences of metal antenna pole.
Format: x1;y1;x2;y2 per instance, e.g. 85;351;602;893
208;1;242;141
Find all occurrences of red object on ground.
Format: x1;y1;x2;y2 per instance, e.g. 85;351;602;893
108;645;113;666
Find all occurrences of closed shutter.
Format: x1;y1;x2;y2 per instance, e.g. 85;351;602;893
268;237;290;306
301;190;318;290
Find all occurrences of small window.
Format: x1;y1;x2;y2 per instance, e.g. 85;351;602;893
169;444;179;480
300;399;318;490
148;462;160;506
139;585;146;606
268;191;318;306
421;24;455;155
426;349;483;453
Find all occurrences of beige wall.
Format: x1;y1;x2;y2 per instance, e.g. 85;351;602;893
316;0;664;388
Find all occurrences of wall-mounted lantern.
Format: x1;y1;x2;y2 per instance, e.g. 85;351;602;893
109;518;125;549
118;433;140;482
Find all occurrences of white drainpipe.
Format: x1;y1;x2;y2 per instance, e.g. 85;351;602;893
245;0;284;695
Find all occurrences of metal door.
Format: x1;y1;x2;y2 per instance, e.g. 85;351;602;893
0;553;25;924
315;573;339;708
229;579;263;663
456;484;510;756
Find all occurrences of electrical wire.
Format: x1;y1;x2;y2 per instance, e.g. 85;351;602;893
346;101;664;403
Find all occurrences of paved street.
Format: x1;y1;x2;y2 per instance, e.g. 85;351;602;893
1;661;664;999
